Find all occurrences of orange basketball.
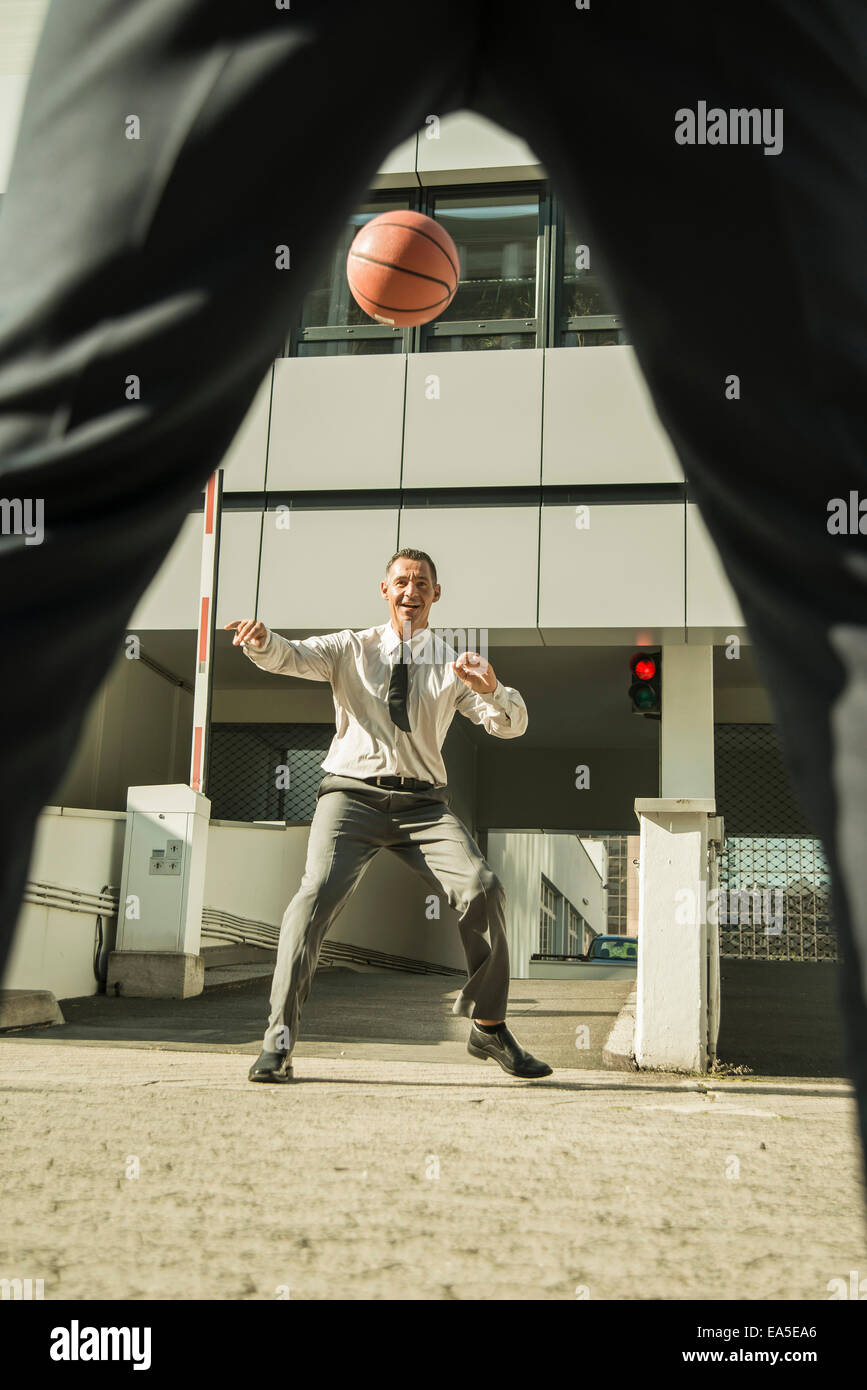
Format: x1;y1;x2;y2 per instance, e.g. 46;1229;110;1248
346;210;460;327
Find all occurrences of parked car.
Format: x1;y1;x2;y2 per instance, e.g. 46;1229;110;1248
581;935;637;963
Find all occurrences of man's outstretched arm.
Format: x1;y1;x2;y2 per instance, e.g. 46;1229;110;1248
452;650;528;739
225;619;342;683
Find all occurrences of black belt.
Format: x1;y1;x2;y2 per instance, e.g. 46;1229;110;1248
361;774;437;792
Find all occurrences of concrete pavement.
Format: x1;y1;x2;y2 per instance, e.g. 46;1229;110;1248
0;1039;863;1301
1;965;865;1300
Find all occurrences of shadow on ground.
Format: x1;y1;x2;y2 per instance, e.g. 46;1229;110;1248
14;968;633;1070
11;958;850;1079
717;959;847;1078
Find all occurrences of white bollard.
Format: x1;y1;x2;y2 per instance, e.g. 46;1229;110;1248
633;797;716;1072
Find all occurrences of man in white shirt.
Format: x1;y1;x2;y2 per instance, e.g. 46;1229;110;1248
226;547;552;1083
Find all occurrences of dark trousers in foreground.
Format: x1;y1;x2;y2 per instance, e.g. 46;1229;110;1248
262;775;509;1054
0;2;865;1180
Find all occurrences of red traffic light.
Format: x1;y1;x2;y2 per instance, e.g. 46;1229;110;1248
630;654;657;681
628;649;662;719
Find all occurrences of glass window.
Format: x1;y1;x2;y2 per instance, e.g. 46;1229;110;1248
567;902;583;955
561;237;612;319
287;190;637;355
560;216;628;347
430;192;540;322
562;327;626;349
299;199;411;330
539;875;558;955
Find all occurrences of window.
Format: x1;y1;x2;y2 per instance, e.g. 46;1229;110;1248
539;877;588;957
592;833;630;932
558;214;629;348
539;876;558;955
424;330;536;352
287;186;632;355
567;901;583;955
292;197;411;357
422;190;541;351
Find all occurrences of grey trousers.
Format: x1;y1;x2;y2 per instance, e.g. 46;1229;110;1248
262;774;510;1054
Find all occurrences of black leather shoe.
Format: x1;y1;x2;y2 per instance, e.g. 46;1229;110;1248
248;1050;295;1083
467;1023;553;1078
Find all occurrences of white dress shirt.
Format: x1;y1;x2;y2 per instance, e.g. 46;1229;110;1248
241;621;528;787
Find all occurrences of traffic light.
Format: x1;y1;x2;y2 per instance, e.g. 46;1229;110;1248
629;650;661;719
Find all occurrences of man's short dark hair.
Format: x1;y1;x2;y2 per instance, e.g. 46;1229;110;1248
385;548;437;587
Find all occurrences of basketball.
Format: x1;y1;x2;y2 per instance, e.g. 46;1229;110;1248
346;210;460;327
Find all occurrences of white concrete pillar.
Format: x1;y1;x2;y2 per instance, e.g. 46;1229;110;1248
660;644;714;798
633;798;715;1071
631;651;719;1071
706;816;725;1063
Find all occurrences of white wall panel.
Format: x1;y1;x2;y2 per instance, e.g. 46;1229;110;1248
129;510;261;631
258;508;398;631
416;111;544;185
403;350;543;487
204;822;465;970
267;356;405;491
8;808;126;998
54;653;193;811
539;503;685;630
397;505;538;637
219;370;271;491
686;502;745;629
214;511;261;630
542;346;684;484
128;513;201;629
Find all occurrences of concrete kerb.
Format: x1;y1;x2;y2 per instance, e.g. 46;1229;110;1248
0;989;64;1030
602;987;637;1070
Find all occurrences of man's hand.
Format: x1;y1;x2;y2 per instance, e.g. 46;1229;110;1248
225;619;268;649
453;651;497;695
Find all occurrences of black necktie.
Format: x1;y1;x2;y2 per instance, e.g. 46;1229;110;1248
387;642;412;733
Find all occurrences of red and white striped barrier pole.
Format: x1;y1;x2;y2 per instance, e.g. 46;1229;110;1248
190;468;223;796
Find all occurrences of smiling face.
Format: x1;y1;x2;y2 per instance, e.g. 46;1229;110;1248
381;556;441;639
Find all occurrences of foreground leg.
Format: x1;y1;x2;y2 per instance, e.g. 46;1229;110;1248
477;1;867;1158
0;0;480;974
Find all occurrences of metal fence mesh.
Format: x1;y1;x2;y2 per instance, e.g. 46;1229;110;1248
714;724;836;961
207;723;334;823
717;837;835;961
